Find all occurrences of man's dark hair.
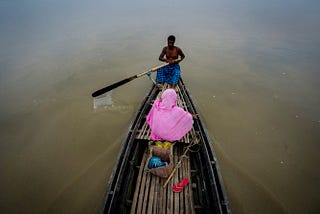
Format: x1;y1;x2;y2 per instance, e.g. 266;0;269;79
168;35;176;42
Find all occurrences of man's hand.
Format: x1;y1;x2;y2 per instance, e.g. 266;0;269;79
192;114;198;120
167;58;181;64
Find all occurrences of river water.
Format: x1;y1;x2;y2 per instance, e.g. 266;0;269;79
1;0;319;213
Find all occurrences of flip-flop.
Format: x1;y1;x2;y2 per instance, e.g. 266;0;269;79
172;178;189;193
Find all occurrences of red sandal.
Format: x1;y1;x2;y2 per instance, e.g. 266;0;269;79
172;178;189;193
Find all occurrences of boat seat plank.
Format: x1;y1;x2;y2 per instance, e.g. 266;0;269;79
136;122;196;144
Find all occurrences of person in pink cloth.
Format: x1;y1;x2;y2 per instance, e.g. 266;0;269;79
146;89;196;141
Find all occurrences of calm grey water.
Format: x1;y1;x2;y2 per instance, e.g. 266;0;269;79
1;0;320;213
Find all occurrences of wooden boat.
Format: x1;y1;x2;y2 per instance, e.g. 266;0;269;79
101;79;231;214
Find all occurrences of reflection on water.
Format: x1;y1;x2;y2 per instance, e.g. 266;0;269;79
1;0;320;213
93;92;113;109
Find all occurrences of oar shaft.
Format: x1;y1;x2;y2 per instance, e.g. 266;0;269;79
136;63;169;78
91;62;174;97
162;138;198;188
91;76;136;97
163;147;189;188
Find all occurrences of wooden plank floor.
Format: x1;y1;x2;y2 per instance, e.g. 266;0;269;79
130;144;195;214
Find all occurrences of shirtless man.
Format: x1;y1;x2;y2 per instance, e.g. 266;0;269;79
157;35;185;89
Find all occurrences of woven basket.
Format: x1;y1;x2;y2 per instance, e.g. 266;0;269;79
146;145;173;178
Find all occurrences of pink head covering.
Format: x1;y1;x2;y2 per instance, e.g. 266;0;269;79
146;89;193;141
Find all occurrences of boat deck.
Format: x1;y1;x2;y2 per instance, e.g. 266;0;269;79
131;86;197;213
130;144;194;214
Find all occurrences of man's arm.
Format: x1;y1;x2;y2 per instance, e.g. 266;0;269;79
159;47;167;62
177;47;185;63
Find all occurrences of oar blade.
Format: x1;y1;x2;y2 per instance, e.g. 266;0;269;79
92;76;136;97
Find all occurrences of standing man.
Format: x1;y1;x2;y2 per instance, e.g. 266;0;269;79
157;35;185;89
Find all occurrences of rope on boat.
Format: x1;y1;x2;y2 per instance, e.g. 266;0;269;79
162;137;200;188
147;69;157;85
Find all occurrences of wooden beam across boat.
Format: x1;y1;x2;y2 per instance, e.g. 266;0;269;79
101;79;231;214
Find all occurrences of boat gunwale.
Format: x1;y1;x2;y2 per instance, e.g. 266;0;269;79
101;84;158;213
178;79;230;213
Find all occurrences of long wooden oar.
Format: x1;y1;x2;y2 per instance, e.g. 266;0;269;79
91;63;170;97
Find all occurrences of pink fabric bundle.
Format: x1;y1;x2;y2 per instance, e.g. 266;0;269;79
146;89;193;141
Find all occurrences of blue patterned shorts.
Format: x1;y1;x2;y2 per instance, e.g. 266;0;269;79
156;64;181;84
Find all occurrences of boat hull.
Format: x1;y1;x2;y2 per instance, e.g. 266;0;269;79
101;79;230;213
